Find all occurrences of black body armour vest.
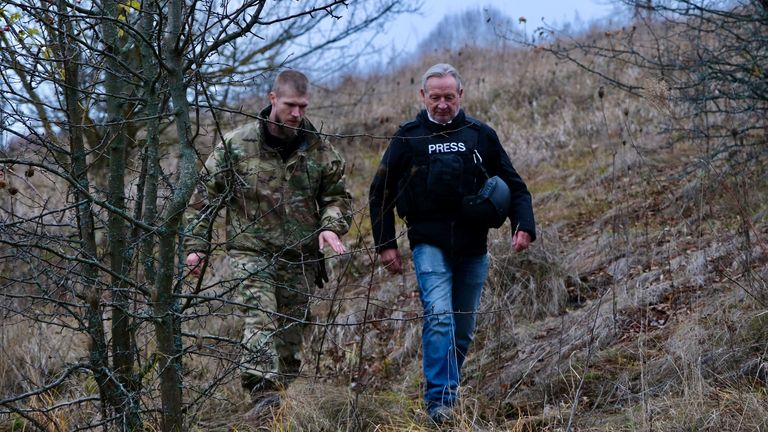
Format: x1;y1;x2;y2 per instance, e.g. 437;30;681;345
395;121;482;222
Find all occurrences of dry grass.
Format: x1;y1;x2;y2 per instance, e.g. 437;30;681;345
3;15;768;431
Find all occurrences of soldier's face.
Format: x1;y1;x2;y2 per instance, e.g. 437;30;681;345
269;86;309;135
420;75;462;124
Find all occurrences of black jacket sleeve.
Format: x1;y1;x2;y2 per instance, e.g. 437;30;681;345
369;136;408;253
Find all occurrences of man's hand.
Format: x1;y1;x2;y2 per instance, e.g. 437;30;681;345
379;248;403;274
185;252;207;276
319;230;346;255
512;230;532;253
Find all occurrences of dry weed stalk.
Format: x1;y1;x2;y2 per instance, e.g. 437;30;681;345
643;77;674;120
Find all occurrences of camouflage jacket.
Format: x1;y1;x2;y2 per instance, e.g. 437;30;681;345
184;108;352;256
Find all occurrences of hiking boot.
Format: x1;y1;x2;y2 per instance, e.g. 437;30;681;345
242;375;277;393
428;405;454;426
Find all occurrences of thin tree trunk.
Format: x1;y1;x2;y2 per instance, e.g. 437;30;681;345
102;0;141;428
152;0;200;428
58;2;142;428
139;0;161;279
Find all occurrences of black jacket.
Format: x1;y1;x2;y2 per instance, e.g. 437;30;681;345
369;109;536;257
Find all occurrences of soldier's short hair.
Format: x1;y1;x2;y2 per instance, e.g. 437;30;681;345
273;70;310;97
422;63;463;92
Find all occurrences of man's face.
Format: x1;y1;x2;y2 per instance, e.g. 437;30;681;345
269;86;309;136
420;75;463;124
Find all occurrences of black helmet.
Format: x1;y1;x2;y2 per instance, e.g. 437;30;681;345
461;175;511;228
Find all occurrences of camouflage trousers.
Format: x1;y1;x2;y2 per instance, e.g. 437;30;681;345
227;249;317;388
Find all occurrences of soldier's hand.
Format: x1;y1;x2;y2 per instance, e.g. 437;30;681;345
512;231;532;253
379;248;402;274
185;252;207;276
319;230;346;255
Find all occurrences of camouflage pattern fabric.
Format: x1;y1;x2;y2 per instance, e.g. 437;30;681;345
229;249;317;385
184;114;351;256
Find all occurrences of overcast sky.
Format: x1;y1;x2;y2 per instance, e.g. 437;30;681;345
322;0;626;76
380;0;621;52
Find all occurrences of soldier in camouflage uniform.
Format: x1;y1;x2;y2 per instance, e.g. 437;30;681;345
184;70;352;413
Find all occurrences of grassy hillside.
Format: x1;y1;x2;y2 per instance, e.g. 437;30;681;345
1;11;766;432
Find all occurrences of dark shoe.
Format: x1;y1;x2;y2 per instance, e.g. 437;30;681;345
428;405;454;426
242;375;278;393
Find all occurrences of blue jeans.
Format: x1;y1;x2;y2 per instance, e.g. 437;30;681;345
412;243;489;413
